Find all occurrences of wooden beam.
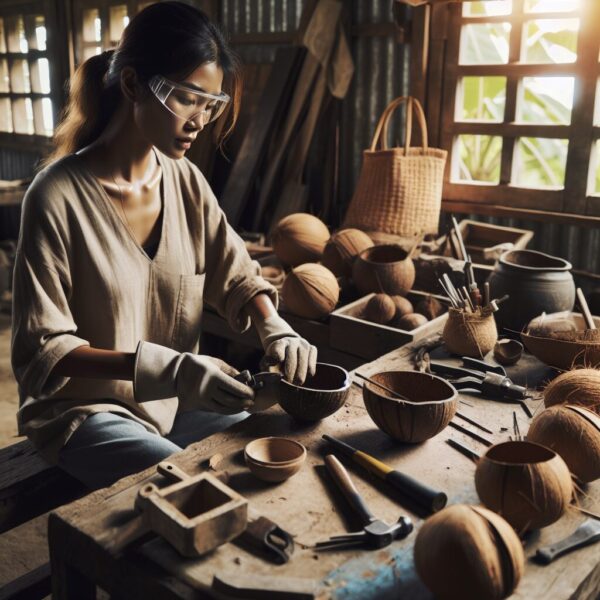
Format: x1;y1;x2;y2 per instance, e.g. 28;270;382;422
451;122;571;138
442;200;600;228
456;64;580;77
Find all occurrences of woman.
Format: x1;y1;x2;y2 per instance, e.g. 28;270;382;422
11;1;316;490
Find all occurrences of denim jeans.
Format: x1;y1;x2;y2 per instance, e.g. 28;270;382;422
58;410;248;490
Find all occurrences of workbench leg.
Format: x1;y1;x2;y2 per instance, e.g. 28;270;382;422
50;559;96;600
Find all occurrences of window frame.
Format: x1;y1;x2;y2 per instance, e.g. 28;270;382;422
0;0;65;151
436;0;600;222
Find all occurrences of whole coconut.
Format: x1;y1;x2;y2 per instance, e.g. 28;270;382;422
390;295;413;318
415;296;444;320
528;405;600;482
395;312;428;331
544;369;600;415
281;263;339;319
322;229;374;277
271;213;330;267
363;294;396;324
414;504;524;600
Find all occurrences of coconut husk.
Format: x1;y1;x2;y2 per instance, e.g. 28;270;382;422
543;369;600;415
363;371;457;443
527;404;600;483
352;244;416;296
394;312;428;331
414;504;524;600
281;263;339;319
271;213;330;267
279;363;350;421
443;307;498;359
362;293;396;324
322;229;374;278
475;440;573;531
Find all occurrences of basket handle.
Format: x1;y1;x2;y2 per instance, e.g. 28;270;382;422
369;96;429;153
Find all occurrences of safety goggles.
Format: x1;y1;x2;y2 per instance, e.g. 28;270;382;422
148;75;230;125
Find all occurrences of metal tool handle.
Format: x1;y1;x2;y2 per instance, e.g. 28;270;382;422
535;520;600;565
324;454;375;527
461;356;506;376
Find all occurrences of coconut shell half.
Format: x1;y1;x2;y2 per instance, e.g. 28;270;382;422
363;371;457;443
414;504;524;600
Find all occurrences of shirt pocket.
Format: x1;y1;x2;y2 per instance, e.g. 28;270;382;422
171;273;206;351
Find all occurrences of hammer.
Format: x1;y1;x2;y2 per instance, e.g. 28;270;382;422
314;455;413;551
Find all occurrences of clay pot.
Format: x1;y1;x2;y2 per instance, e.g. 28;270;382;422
487;250;575;335
363;371;458;443
443;307;498;358
352;245;416;296
279;363;351;421
475;440;573;531
244;437;307;483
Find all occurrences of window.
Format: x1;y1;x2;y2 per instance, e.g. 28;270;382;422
73;2;153;67
0;10;55;139
439;0;600;219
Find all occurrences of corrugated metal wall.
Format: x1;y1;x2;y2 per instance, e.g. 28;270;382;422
0;0;596;278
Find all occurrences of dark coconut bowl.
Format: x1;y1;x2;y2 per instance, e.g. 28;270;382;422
279;362;351;421
363;371;458;443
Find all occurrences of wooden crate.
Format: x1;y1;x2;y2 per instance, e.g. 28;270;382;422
329;291;448;360
440;219;533;265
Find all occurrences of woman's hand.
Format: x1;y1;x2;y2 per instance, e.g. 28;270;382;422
255;314;318;384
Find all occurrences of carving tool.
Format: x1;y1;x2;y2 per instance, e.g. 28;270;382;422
446;438;480;461
576;287;596;331
322;435;447;514
455;410;494;434
448;421;493;446
314;455;413;550
535;519;600;565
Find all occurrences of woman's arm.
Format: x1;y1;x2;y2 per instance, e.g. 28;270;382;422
245;292;278;323
52;346;135;380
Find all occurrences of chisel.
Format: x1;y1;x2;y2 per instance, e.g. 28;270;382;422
322;435;447;514
535;519;600;564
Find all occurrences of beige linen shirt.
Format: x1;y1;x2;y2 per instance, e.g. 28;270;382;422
11;150;276;463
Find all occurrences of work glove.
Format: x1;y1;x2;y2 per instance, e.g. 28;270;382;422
133;341;254;414
254;314;317;385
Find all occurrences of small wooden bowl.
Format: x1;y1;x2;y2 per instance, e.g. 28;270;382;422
244;437;307;482
493;338;523;366
279;363;351;421
363;371;458;443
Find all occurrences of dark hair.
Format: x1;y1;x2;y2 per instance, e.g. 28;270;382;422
46;1;241;164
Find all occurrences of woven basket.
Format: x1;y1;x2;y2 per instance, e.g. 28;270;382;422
343;96;447;237
443;308;498;359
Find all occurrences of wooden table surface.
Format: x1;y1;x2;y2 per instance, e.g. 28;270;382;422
48;340;600;600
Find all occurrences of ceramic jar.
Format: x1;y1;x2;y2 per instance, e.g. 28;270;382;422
487;250;575;334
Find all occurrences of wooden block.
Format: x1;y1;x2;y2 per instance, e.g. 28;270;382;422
136;471;247;558
330;291;449;360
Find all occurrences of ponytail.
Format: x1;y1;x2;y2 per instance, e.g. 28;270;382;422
44;50;120;166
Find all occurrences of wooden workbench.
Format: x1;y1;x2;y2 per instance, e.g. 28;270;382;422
47;340;600;599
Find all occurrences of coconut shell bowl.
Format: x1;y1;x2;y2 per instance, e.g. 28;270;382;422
521;311;600;370
244;437;307;483
279;362;351;421
475;440;573;531
362;371;458;443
